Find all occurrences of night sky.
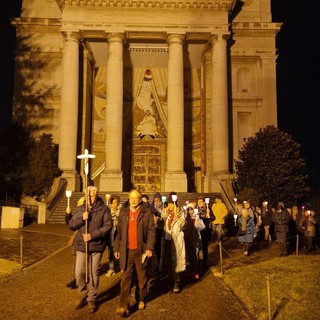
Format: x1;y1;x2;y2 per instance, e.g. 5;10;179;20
1;1;318;188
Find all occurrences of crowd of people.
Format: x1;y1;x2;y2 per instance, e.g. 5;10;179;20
67;188;320;316
234;200;320;257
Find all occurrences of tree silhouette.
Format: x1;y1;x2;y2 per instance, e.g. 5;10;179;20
0;124;33;202
234;125;309;207
22;133;61;199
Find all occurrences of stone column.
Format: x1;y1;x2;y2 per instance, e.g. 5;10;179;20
79;47;95;188
260;54;278;125
58;32;80;191
207;33;230;191
164;34;187;192
100;33;124;191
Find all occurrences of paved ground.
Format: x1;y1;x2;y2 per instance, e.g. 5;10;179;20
0;223;315;320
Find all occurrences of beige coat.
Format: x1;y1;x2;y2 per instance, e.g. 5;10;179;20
160;205;186;273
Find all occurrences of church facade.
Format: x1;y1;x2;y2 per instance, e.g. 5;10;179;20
11;0;281;193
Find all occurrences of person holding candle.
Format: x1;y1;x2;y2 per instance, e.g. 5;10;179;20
184;202;205;280
159;191;186;293
211;196;228;245
237;206;257;256
240;201;254;219
261;200;273;242
196;196;215;268
299;209;316;251
66;196;85;290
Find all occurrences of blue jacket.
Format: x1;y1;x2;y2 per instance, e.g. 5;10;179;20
238;216;257;243
69;197;112;254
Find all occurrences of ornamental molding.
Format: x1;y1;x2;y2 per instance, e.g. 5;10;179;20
56;0;234;10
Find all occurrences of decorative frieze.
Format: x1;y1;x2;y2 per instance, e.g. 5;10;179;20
56;0;234;10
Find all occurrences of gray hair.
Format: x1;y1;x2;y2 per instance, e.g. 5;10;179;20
88;186;98;194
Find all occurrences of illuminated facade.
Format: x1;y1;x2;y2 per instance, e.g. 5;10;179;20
12;0;281;193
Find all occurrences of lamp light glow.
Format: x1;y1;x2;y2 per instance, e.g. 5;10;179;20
233;213;238;226
66;190;72;214
105;194;111;206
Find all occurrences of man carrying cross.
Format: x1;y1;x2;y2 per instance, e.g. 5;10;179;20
69;186;112;313
69;149;112;313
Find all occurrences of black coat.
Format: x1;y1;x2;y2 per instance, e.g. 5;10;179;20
271;209;291;233
114;203;156;271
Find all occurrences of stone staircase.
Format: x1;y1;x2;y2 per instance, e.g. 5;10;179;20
47;191;220;224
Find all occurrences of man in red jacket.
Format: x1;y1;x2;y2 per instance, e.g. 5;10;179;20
114;189;156;317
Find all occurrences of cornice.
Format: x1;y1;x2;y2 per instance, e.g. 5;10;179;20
11;17;61;27
56;0;234;10
232;22;282;32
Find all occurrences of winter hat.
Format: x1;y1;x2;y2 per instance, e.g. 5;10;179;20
187;202;196;209
153;192;162;200
278;201;285;208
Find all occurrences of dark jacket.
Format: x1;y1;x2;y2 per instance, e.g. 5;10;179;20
114;202;156;271
271;209;291;233
261;206;273;226
69;197;112;254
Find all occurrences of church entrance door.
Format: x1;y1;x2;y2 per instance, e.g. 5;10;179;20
131;142;165;193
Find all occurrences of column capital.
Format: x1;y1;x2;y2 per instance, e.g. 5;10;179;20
209;33;229;43
166;34;185;45
107;33;125;43
63;31;81;43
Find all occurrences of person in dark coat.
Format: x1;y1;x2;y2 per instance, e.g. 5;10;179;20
184;202;205;280
271;201;291;256
149;192;165;276
114;189;156;317
197;196;215;268
261;201;273;242
300;209;317;251
69;186;112;313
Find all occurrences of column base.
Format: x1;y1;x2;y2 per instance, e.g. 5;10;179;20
202;173;233;193
61;170;80;191
100;170;123;192
164;172;187;192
